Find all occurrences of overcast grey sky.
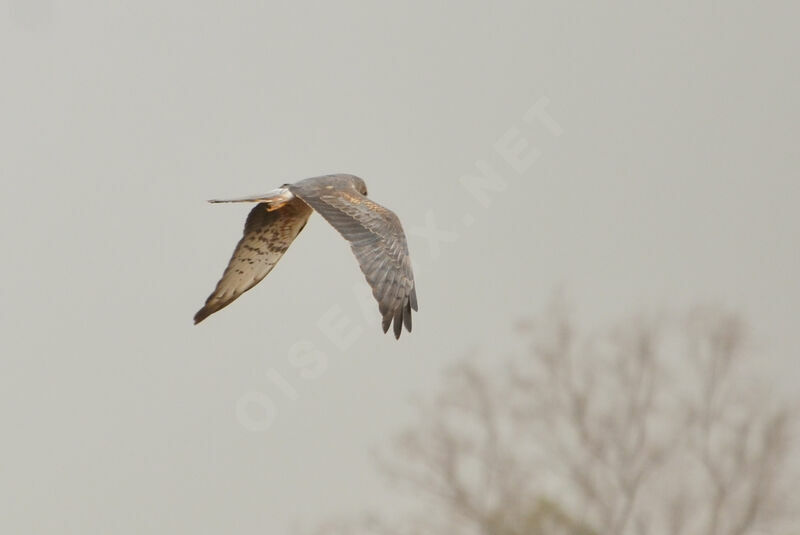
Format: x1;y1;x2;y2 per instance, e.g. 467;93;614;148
2;1;799;533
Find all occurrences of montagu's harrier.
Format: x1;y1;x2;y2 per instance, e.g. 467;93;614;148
194;174;418;338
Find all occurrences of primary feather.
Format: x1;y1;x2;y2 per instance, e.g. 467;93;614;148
194;174;418;338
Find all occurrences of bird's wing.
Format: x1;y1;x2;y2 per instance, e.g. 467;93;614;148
194;199;312;324
288;183;417;338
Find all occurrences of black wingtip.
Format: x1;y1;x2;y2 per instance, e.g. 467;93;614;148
392;307;403;339
382;313;401;339
380;298;415;339
403;300;412;332
409;287;418;312
193;306;213;325
393;321;402;339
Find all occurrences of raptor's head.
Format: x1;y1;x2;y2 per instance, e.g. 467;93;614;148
347;174;368;196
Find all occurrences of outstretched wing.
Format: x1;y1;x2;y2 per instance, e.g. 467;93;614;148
288;182;417;338
194;199;312;324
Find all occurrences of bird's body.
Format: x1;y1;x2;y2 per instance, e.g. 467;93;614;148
194;174;417;338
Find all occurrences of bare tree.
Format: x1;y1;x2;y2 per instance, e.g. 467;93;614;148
306;303;798;535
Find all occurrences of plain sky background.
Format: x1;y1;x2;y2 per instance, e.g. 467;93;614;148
2;1;799;533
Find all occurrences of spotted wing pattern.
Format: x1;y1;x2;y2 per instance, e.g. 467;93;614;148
194;199;312;324
289;183;417;338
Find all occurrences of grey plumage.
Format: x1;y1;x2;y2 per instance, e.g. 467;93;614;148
194;174;418;338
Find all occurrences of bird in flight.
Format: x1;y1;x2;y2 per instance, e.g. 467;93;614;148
194;174;418;338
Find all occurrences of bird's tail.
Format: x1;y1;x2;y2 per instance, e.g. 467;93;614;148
208;187;294;211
